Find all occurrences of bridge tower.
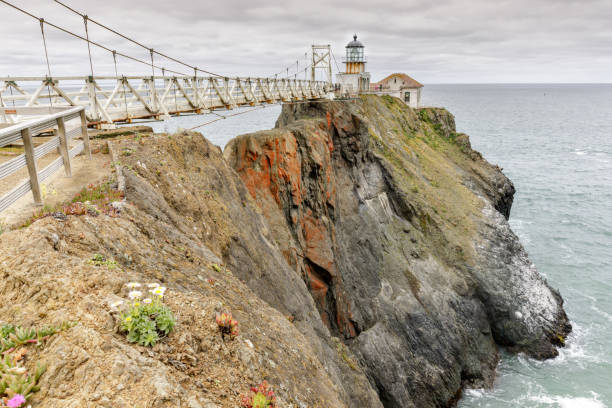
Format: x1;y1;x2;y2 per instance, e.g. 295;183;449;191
311;44;332;85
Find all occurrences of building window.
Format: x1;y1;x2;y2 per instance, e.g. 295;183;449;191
404;92;410;103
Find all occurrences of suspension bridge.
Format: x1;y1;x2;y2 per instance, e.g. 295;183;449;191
0;0;342;214
0;0;338;129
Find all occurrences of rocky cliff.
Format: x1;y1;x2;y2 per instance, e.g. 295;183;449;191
224;95;571;407
0;95;569;408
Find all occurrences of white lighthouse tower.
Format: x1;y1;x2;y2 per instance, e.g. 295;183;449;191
336;34;371;95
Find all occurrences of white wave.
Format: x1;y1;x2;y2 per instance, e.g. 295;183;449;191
590;303;612;323
463;388;486;398
530;392;607;408
550;323;595;365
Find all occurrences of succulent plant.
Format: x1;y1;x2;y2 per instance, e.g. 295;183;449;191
215;312;239;338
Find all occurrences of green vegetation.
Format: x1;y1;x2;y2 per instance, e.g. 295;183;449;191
87;253;118;269
19;181;123;229
418;109;430;123
0;322;75;405
0;322;75;354
240;381;276;408
118;284;175;347
332;337;358;371
72;182;122;204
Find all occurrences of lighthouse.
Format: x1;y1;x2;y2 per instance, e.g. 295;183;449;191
336;34;371;95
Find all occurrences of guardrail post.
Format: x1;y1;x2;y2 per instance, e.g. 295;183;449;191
56;117;72;177
79;109;91;158
22;127;42;206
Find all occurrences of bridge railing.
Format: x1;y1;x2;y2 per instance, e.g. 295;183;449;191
0;105;90;213
0;76;331;127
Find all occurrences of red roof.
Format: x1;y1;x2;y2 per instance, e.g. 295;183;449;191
372;73;423;89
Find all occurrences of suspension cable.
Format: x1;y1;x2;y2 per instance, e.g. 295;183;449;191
39;18;54;107
330;50;342;74
187;97;356;131
112;50;130;120
8;80;15;108
83;15;94;77
0;0;188;76
172;78;178;114
189;105;270;130
52;0;223;77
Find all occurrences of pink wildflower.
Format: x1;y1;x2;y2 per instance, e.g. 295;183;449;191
7;394;26;407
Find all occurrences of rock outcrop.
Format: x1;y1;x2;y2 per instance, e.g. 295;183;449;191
0;95;570;408
0;133;379;407
225;95;571;407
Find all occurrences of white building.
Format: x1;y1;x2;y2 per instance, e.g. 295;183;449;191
336;35;370;95
370;73;424;108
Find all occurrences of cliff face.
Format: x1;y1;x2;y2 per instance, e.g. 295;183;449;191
225;95;571;407
0;133;379;407
0;95;569;408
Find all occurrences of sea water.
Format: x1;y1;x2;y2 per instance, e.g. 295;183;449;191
424;85;612;408
141;84;612;407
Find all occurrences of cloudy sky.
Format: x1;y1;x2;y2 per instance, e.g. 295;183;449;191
1;0;610;83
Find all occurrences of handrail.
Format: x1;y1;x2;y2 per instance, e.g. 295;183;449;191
0;106;83;139
0;105;90;213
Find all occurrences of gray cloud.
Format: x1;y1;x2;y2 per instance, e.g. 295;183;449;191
0;0;610;83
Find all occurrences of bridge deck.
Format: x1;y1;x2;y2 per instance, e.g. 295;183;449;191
1;76;331;127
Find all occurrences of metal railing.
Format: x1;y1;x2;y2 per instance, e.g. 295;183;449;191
0;105;90;212
0;76;331;127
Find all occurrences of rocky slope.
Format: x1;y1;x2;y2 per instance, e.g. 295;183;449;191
0;133;378;407
0;95;570;408
225;95;571;407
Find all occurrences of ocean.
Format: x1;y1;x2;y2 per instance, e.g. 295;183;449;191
141;84;612;407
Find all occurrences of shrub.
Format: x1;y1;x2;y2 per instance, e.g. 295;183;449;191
215;312;238;338
240;381;276;408
118;283;175;347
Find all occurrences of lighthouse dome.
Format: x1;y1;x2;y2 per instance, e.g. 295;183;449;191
346;34;364;48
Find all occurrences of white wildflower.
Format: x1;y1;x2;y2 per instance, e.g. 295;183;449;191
150;286;167;297
143;298;153;304
110;300;124;310
128;290;143;300
146;283;160;288
126;282;141;289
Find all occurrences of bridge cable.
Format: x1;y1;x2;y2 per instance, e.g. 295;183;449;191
39;18;54;107
149;49;159;111
83;16;95;77
112;50;130;120
187;97;357;132
8;81;15;108
330;50;342;74
188;105;269;131
172;78;178;114
52;0;223;78
0;0;188;76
